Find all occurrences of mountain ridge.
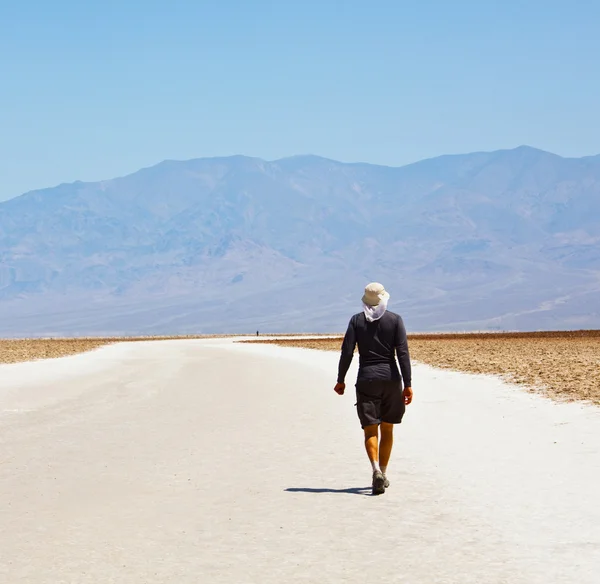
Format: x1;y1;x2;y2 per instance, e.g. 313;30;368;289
8;145;589;203
1;145;599;336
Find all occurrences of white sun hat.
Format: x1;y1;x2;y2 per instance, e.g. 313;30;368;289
361;282;390;307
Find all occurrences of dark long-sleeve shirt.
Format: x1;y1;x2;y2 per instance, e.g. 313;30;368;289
337;311;412;387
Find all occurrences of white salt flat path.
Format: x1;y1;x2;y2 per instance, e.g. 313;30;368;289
1;337;599;583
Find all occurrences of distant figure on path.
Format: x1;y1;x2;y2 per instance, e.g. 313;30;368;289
334;282;413;495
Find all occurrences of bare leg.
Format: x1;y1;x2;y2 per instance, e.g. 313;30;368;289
379;422;394;469
365;424;385;494
363;424;379;467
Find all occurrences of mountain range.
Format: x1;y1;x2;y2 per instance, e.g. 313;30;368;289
1;145;599;336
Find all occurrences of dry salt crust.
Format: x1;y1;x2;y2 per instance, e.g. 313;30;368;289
1;337;599;584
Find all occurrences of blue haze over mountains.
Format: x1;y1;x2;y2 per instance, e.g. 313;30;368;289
1;145;599;336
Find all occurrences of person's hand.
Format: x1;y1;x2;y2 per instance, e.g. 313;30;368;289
334;382;346;395
403;386;413;405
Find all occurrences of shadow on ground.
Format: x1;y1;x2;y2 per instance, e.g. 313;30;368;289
285;487;372;496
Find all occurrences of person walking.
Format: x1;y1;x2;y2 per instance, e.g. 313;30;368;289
334;282;413;495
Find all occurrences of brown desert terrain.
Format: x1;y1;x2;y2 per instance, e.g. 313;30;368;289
0;333;330;364
244;331;600;405
0;336;218;364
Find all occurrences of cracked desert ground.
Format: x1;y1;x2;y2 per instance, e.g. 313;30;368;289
247;331;600;405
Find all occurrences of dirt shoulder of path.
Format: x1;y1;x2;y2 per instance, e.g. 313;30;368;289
242;331;600;405
0;333;333;365
0;336;226;364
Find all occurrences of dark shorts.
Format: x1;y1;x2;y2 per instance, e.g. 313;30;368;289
355;380;406;428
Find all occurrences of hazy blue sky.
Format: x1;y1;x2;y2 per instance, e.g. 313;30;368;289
1;0;599;200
